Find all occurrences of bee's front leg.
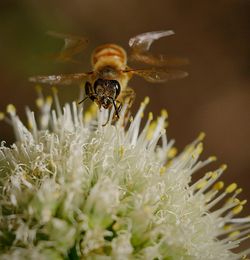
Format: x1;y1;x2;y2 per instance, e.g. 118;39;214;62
115;87;136;125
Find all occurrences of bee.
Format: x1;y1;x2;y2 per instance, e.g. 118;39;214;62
29;30;188;123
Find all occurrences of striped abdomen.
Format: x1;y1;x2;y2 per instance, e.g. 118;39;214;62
91;44;127;71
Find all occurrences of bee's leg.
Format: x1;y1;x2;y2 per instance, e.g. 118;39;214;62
102;110;111;126
118;87;136;109
116;87;136;125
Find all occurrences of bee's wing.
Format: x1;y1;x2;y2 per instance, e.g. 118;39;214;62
47;31;88;63
29;72;92;85
129;30;174;53
129;52;189;67
125;68;188;83
128;30;188;67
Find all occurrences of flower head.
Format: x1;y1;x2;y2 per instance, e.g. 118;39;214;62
0;89;249;259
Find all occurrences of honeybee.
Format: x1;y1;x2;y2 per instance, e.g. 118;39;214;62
29;30;188;122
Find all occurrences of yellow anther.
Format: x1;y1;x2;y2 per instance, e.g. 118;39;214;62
161;109;168;119
52;86;58;93
220;164;228;171
167;147;177;159
140;112;144;118
195;143;203;155
234;198;240;204
146;121;157;140
232;205;243;215
235;188;242;195
240;199;247;206
84;112;92;123
144;96;150;105
84;103;98;123
223;224;232;231
206;171;214;178
210;172;218;179
225;183;237;194
112;222;120;231
213;181;224;191
185;145;194;154
160;166;166;175
6;104;16;114
27;120;33;130
46;96;53;105
165;160;173;169
160;195;167;201
226;197;234;205
36;98;44;108
164;121;169;129
0;112;5;120
208;156;217;162
196;180;207;190
148;112;153;121
198;132;206;141
118;146;124;158
89;103;98;113
229;230;240;237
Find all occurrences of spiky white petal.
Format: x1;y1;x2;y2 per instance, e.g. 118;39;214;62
0;92;249;259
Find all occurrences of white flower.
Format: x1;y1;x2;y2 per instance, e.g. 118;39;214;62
0;89;249;260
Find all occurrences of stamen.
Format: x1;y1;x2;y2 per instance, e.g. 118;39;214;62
6;104;16;116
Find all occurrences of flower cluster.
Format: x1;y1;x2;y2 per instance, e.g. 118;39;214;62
0;89;249;259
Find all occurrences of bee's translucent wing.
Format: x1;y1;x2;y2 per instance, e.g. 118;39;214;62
128;30;187;67
29;72;92;85
125;68;188;83
130;52;189;67
129;30;174;52
47;31;88;63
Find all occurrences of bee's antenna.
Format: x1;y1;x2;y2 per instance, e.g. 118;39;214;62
78;96;89;104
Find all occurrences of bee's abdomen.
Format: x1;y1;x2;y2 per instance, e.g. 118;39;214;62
91;44;127;70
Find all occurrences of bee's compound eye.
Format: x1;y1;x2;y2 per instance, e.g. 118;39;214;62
113;80;121;98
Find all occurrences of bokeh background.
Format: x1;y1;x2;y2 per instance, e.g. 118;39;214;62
0;0;249;239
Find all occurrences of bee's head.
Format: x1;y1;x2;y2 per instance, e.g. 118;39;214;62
93;78;121;109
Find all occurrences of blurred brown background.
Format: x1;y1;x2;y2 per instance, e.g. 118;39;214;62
0;0;249;220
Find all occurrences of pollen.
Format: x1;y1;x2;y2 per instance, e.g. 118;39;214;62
229;231;240;237
161;109;168;119
232;205;243;215
196;180;208;190
118;146;124;158
213;181;224;191
52;86;58;94
221;164;228;171
6;104;16;115
159;166;166;175
193;143;203;157
167;147;178;159
225;183;237;194
208;156;217;162
36;98;44;108
146;121;157;140
198;131;206;141
84;111;92;123
148;112;153;121
46;96;53;105
0;112;5;120
144;96;150;105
